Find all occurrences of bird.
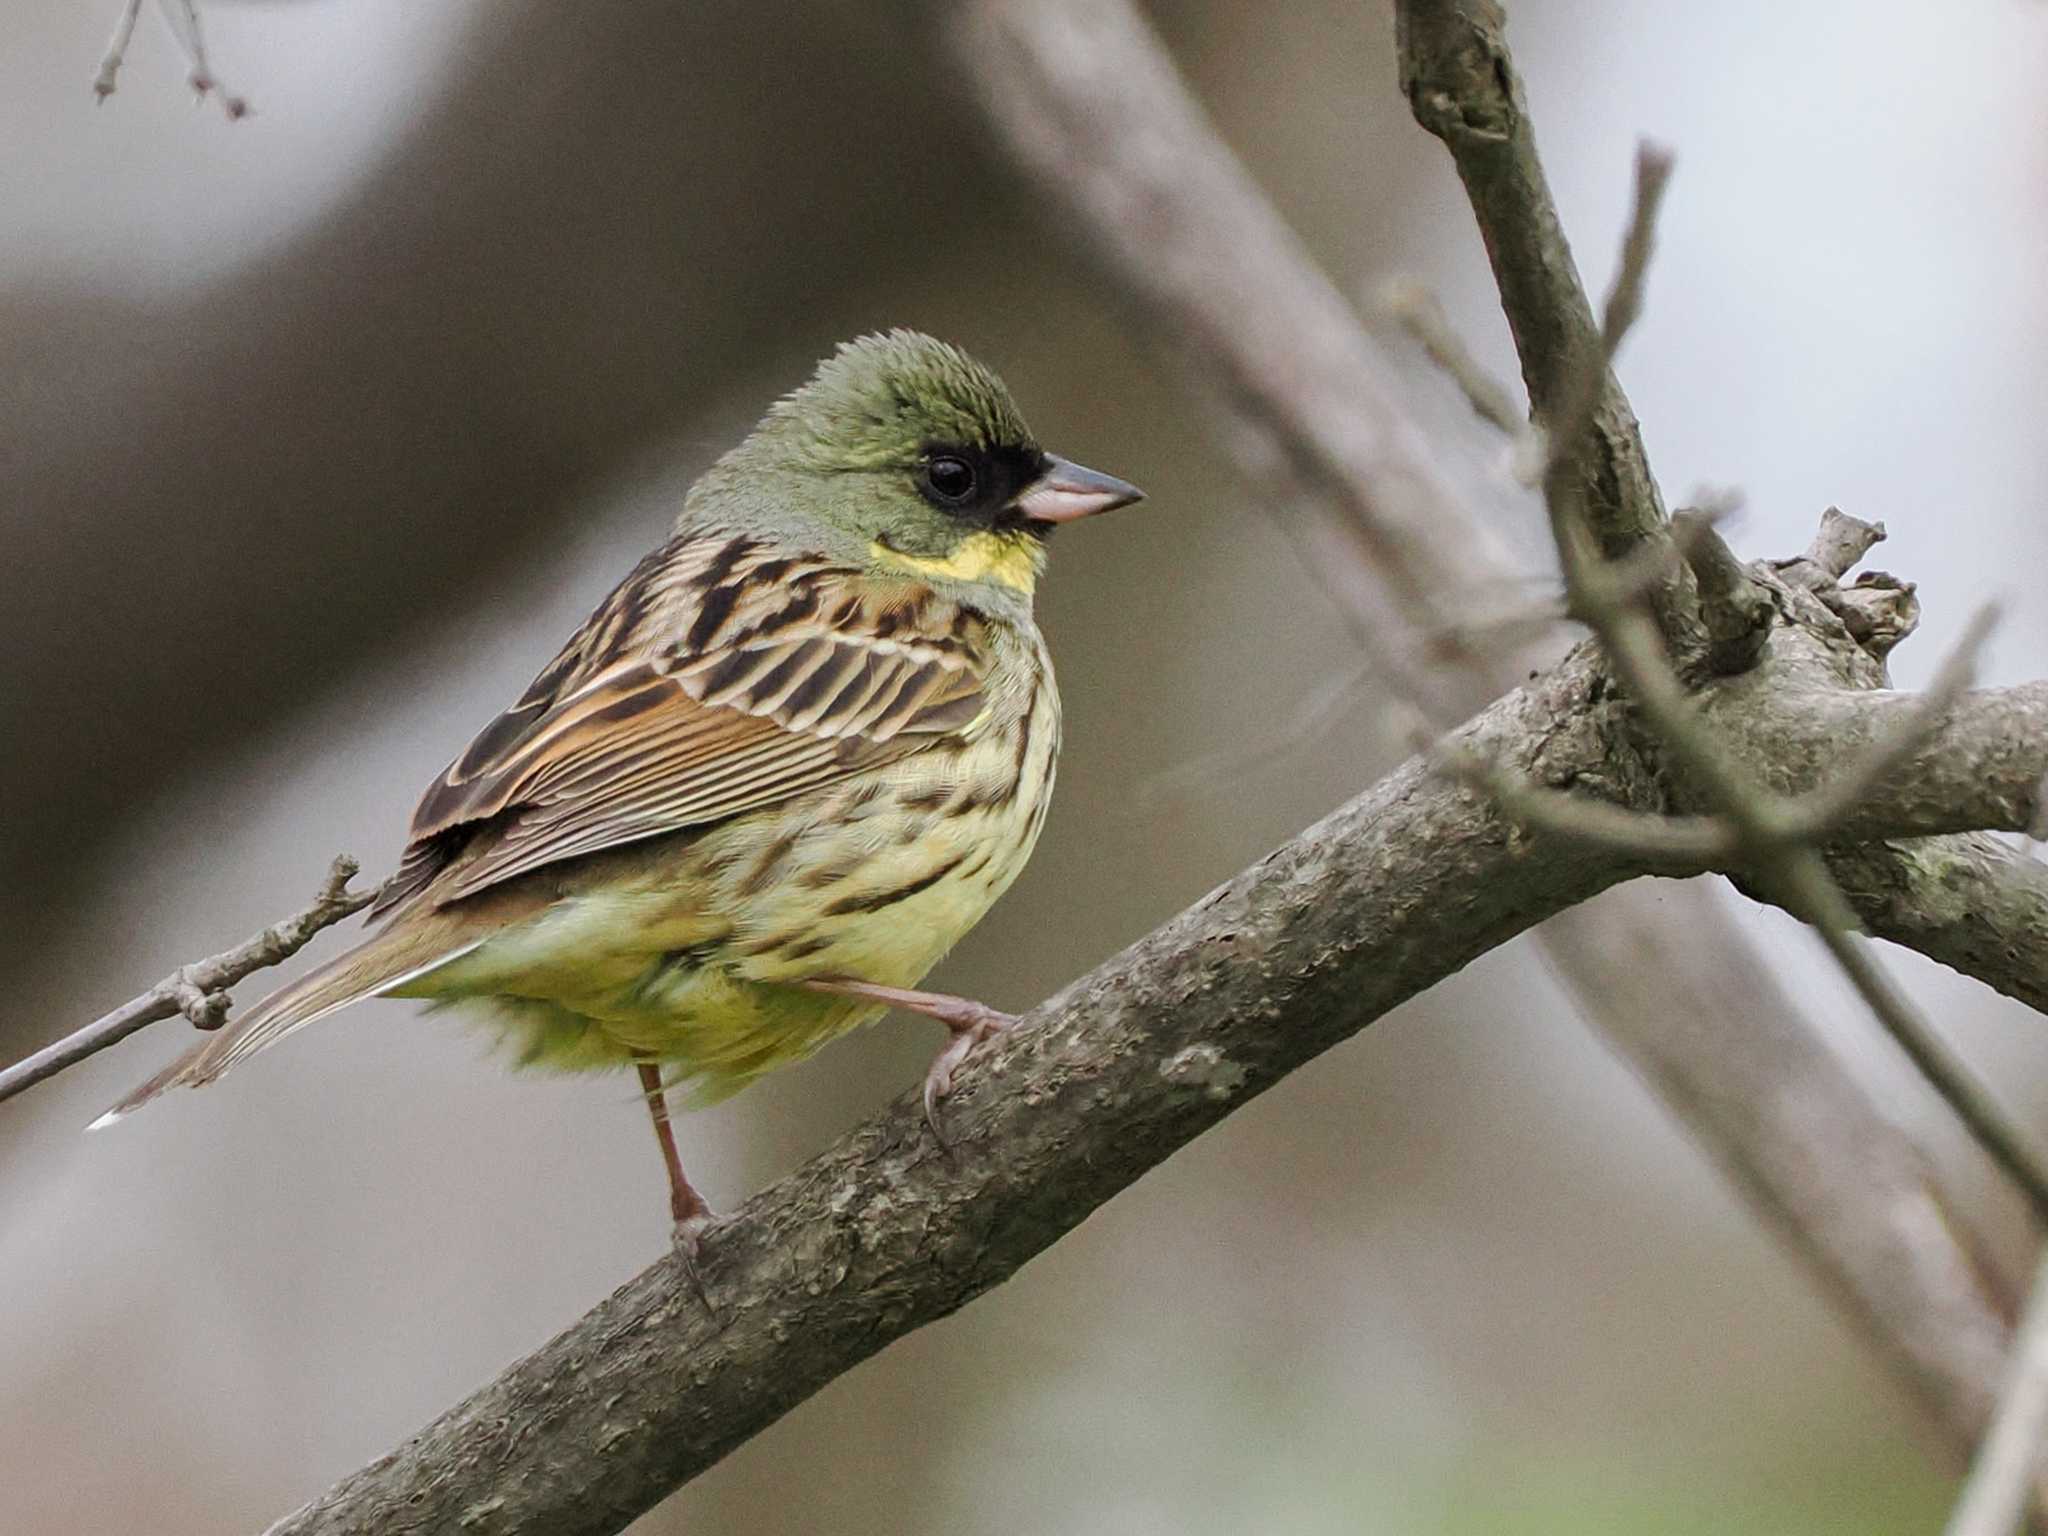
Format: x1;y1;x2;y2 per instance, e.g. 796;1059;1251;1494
94;329;1143;1265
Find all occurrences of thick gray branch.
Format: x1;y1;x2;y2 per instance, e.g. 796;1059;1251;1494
1712;680;2048;844
1832;835;2048;1019
266;674;1631;1536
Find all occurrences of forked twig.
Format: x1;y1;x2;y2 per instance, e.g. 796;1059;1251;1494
92;0;249;117
0;857;373;1109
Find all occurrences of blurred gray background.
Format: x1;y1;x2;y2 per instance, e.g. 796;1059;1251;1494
4;1;2046;1531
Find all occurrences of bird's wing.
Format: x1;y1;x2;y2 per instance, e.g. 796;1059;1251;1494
371;529;992;915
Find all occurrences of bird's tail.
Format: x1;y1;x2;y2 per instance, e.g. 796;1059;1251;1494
89;923;479;1129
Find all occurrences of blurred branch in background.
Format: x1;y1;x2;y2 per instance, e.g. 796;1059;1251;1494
951;0;2043;1483
1948;1244;2048;1536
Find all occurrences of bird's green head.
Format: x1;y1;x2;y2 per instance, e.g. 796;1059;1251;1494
687;330;1143;608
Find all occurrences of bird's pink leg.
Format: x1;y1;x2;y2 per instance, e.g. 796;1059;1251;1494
635;1057;714;1297
799;977;1017;1146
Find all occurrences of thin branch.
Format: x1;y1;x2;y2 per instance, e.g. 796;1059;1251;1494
1708;676;2048;848
1569;493;1739;623
93;0;249;117
1537;141;1673;518
163;0;250;118
1946;1242;2048;1536
0;857;373;1110
1481;601;2016;857
1803;506;1888;580
1773;854;2048;1223
1430;737;1735;866
1379;276;1525;436
1534;893;2023;1464
1781;603;2001;836
1375;76;2048;1512
92;0;145;102
1832;835;2048;1021
1135;654;1377;810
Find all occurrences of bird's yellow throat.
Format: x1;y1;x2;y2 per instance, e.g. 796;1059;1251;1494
870;530;1043;594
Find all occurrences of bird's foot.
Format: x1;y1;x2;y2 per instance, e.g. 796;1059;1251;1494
920;1003;1017;1151
799;976;1018;1148
670;1207;718;1314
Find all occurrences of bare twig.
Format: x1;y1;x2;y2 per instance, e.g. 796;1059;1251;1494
1135;654;1377;810
1568;494;1739;624
1440;604;2048;1230
1783;603;2001;835
1564;589;2031;1228
1430;737;1734;866
92;0;145;102
1774;855;2048;1222
1537;141;1674;519
1946;1242;2048;1536
1380;277;1524;436
92;0;249;117
1830;835;2048;1023
1376;98;2048;1514
1534;892;2025;1467
162;0;250;118
0;857;372;1109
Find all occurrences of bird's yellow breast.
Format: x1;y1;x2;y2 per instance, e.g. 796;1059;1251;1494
411;623;1060;1100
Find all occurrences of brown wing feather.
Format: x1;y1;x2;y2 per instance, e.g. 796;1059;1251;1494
371;530;990;917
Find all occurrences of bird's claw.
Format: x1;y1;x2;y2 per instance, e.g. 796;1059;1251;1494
670;1211;717;1314
922;1007;1017;1150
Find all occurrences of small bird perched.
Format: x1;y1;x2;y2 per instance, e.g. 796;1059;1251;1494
98;330;1142;1260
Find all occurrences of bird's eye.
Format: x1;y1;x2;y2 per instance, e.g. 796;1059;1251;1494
923;454;978;505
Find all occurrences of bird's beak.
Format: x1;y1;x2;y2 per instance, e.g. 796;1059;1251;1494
1014;455;1146;524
